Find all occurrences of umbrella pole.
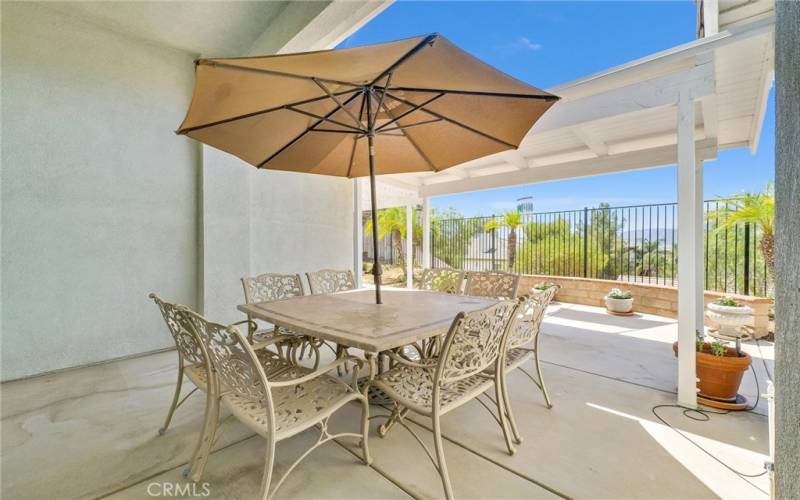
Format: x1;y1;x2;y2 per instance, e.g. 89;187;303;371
367;132;382;304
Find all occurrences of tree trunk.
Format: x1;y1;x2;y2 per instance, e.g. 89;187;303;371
394;229;406;280
508;228;517;272
759;230;775;278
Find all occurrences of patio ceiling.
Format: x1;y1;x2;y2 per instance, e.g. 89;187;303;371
369;14;774;203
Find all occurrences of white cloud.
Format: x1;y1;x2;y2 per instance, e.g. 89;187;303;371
517;37;543;51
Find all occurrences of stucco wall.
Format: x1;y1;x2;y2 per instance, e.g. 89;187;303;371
1;3;199;380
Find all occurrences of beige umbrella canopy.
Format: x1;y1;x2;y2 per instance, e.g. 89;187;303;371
177;34;558;303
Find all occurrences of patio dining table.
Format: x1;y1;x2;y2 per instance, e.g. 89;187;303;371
237;288;499;387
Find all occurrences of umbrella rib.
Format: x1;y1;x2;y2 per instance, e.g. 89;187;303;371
257;91;363;169
346;97;368;178
369;34;439;87
378;86;558;100
377;118;443;133
176;89;358;134
286;106;363;133
312;78;364;129
376;97;439;173
375;93;445;132
383;92;517;149
198;60;361;89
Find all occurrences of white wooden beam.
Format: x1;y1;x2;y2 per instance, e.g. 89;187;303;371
406;204;413;289
572;127;608;156
499;150;530;169
703;0;720;37
422;197;431;269
353;178;364;288
535;62;715;134
696;158;705;333
677;88;698;408
749;32;774;154
420;139;717;197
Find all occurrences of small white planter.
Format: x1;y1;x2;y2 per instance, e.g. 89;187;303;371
706;302;752;337
605;296;634;313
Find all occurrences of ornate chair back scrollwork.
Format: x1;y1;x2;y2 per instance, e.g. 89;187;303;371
149;293;208;438
418;268;465;294
463;271;521;299
306;269;356;295
507;295;548;350
241;273;309;349
437;300;519;384
242;273;305;304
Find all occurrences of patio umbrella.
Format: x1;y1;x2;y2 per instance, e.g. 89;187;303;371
177;34;558;304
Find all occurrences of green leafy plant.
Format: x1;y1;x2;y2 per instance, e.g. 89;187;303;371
695;330;706;352
714;297;742;307
607;288;632;300
533;282;556;290
710;340;728;357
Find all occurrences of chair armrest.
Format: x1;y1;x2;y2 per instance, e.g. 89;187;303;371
269;355;364;388
384;350;438;370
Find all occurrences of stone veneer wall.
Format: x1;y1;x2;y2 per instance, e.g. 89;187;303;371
517;274;772;337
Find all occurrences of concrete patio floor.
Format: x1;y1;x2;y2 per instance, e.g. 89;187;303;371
1;303;771;499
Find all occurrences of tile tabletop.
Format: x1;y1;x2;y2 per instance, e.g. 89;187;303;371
238;288;498;353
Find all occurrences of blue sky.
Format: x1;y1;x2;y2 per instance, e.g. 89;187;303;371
341;1;775;216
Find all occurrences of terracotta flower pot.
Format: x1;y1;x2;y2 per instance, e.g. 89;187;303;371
672;341;751;401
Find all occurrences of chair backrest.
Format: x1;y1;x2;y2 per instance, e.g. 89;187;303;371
149;293;205;366
507;295;548;350
436;300;519;385
463;271;521;299
531;284;559;304
418;268;465;294
306;269;356;295
183;308;273;408
241;273;305;304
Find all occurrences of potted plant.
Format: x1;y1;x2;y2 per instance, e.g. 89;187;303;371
531;282;559;302
604;288;633;314
706;297;753;337
673;330;752;404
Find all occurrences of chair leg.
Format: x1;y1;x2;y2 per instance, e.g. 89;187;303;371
500;369;523;445
259;437;277;500
533;349;553;409
432;414;454;500
187;391;220;482
494;371;517;455
159;362;184;436
359;397;373;465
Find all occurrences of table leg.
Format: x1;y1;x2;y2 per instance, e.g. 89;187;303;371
357;352;394;406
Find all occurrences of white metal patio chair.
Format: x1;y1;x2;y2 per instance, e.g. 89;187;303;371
418;268;465;294
184;308;371;499
242;272;323;368
494;294;552;449
305;269;357;295
371;300;520;499
463;271;521;299
150;294;296;480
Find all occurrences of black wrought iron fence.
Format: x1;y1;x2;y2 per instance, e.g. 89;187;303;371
431;200;770;296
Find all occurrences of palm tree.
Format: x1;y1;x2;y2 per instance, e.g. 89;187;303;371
484;211;523;272
711;183;775;277
364;207;414;280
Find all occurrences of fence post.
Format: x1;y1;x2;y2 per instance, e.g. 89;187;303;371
743;222;751;295
583;207;589;278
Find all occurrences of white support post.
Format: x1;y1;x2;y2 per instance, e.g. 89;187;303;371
696;159;706;333
406;204;413;289
422;197;431;269
353;179;364;288
677;89;698;408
